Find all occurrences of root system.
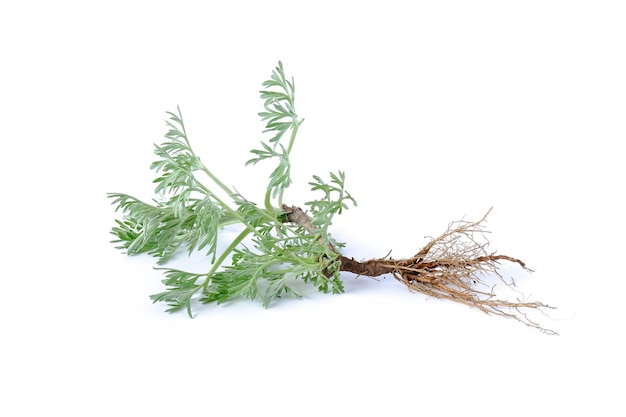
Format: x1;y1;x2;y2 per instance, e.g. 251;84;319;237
285;205;556;335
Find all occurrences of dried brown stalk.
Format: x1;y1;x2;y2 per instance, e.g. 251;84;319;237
284;205;557;335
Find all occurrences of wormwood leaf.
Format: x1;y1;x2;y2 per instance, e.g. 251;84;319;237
202;242;332;308
247;61;304;207
108;192;227;264
108;193;189;261
150;108;209;218
246;141;275;165
150;269;205;317
185;198;222;261
306;170;357;240
235;198;273;233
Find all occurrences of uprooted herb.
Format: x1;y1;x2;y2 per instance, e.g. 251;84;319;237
109;62;556;334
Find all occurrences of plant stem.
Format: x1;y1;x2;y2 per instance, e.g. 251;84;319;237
285;118;303;156
202;227;251;291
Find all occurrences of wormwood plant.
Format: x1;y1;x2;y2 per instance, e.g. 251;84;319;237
109;62;556;334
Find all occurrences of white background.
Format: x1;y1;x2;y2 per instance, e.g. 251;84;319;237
2;1;625;415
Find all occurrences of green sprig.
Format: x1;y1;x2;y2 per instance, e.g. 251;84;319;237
109;62;355;316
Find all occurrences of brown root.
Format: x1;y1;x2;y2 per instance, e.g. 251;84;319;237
282;204;557;335
339;208;557;335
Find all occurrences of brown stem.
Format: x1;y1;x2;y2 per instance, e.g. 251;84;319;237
338;255;389;276
282;204;329;249
282;204;316;235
